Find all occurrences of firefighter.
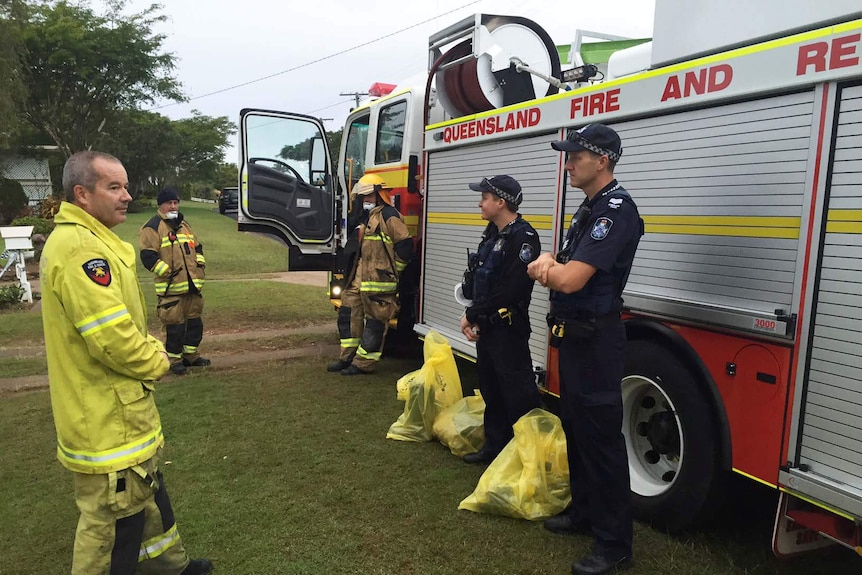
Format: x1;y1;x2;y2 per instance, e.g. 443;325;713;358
40;151;211;575
528;124;644;575
459;175;542;464
140;187;209;375
327;173;414;375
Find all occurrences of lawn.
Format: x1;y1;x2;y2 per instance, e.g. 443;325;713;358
0;356;857;575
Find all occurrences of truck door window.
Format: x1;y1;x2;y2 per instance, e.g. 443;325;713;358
344;114;370;192
375;100;406;165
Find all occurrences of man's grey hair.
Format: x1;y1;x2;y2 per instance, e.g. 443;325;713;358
62;151;122;202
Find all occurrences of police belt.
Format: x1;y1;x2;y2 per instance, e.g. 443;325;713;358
546;310;621;346
475;306;519;327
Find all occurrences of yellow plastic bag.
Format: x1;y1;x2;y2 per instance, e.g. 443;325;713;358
386;331;463;442
458;408;571;520
433;394;486;457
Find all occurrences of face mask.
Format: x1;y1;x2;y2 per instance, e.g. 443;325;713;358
363;202;376;211
166;211;179;220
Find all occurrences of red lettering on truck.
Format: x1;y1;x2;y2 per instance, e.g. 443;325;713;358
570;88;620;119
442;108;541;143
660;64;733;102
796;33;861;76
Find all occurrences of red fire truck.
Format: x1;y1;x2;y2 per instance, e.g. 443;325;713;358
238;1;862;557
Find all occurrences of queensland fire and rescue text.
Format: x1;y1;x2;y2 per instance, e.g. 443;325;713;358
441;107;541;143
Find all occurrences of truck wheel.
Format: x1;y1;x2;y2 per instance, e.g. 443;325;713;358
622;339;723;533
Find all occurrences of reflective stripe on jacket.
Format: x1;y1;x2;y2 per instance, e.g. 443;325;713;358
139;214;205;296
41;202;170;474
354;204;412;294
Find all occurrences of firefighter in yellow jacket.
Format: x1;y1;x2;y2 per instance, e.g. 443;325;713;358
40;151;211;574
327;173;414;375
139;187;209;376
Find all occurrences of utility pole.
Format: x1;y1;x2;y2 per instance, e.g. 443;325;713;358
340;91;369;108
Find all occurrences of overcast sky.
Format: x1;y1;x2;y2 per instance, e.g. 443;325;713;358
129;0;656;163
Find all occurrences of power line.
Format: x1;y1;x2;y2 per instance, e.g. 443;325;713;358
150;0;481;111
339;91;369;108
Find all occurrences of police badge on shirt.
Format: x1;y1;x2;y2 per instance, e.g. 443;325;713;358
590;217;613;240
83;258;112;286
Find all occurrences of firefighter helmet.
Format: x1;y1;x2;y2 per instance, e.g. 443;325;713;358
352;173;391;204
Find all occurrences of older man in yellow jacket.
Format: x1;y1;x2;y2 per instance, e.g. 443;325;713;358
40;151;211;575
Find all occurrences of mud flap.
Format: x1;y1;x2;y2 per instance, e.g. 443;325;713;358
772;492;835;558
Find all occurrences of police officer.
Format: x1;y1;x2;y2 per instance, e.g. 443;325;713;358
41;151;211;574
528;125;643;575
327;173;414;375
460;175;542;464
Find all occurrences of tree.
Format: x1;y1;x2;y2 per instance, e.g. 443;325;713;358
214;163;239;190
171;111;236;185
0;177;28;224
97;108;181;196
0;1;27;151
14;0;183;156
99;108;235;198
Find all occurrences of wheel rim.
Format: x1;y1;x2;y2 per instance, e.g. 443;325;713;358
621;374;684;497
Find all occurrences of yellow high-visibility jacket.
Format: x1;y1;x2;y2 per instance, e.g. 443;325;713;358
40;202;170;474
139;213;205;296
352;204;413;294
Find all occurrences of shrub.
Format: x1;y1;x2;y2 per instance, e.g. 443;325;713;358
0;177;28;225
0;284;25;308
9;215;55;237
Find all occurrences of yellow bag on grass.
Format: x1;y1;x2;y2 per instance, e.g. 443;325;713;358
458;408;571;520
433;394;486;457
386;331;463;442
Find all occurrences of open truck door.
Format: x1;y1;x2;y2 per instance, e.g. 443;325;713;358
238;109;335;271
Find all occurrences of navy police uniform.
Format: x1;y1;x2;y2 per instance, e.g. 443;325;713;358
464;176;542;458
549;125;644;566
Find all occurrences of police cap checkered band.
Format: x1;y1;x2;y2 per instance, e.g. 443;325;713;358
551;124;623;161
468;175;523;205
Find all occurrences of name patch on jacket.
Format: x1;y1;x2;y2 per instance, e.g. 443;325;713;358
82;259;112;287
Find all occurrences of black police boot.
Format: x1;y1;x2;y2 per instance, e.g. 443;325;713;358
341;364;372;376
544;512;590;536
170;362;188;376
327;359;352;372
571;552;632;575
463;448;496;464
181;558;213;575
184;357;211;367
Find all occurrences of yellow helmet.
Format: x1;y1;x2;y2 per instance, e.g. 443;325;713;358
352;173;392;204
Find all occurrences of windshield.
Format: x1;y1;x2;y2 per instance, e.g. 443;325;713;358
343;114;370;192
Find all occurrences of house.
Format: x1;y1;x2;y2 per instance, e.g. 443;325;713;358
0;156;53;205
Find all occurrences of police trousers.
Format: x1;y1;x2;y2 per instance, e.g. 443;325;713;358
337;276;399;372
475;318;541;454
157;293;205;363
70;452;190;574
557;317;633;559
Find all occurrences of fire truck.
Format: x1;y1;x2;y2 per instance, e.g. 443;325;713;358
237;0;862;557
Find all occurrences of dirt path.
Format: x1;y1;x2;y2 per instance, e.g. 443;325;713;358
0;323;339;396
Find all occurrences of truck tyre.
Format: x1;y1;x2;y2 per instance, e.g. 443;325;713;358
622;339;724;533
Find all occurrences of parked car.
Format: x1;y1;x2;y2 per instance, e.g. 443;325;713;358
219;187;238;214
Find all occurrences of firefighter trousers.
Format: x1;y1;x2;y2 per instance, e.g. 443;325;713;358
337;278;399;372
70;452;190;574
157;293;205;364
557;318;633;559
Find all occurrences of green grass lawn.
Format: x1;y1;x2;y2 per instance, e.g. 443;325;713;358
120;203;291;278
0;357;857;574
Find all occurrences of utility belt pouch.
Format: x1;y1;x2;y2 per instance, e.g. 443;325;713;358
546;314;565;348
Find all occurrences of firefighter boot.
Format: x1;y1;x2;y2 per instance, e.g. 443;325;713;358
341;364;372;376
327;359;352;372
183;356;211;367
170;360;188;375
181;558;214;575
